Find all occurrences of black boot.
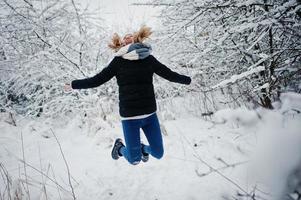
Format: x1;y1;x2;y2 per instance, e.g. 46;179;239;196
111;138;124;160
141;143;149;162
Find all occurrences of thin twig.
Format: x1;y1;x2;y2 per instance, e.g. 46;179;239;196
50;129;76;200
20;131;30;199
195;160;248;177
38;144;48;200
7;113;16;126
49;164;62;200
0;163;12;200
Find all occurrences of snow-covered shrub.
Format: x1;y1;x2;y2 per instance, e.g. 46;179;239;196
253;92;301;199
214;92;301;199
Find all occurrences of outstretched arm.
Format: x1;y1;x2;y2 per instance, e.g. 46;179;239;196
71;58;118;89
150;55;191;85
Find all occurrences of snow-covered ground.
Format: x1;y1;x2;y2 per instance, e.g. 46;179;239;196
1;93;301;200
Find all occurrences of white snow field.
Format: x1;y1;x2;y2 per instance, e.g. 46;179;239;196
1;93;301;200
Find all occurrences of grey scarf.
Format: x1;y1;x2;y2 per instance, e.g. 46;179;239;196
115;43;152;60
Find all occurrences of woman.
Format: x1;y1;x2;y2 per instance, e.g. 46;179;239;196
64;26;191;165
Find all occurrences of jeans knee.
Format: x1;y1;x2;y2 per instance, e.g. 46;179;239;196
152;147;164;159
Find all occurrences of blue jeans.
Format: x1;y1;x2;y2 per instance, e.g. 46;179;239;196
119;113;164;165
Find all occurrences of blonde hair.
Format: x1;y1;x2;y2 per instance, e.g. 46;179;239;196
108;26;152;51
133;25;152;43
108;33;122;51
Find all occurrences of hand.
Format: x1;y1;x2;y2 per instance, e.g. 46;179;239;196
64;83;72;92
188;77;192;85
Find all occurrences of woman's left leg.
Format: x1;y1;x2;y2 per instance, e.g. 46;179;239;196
119;119;142;165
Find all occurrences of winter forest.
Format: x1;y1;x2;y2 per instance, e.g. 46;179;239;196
0;0;300;199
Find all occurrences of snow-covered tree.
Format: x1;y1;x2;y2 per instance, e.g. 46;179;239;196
148;0;300;109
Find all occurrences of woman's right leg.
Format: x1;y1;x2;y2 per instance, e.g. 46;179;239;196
141;114;164;159
120;119;142;165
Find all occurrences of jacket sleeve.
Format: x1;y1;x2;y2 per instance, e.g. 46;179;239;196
150;55;191;85
71;58;118;89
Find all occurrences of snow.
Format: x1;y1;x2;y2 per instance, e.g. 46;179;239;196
251;110;301;199
213;93;301;199
0;114;247;199
213;107;260;127
280;92;301;113
1;92;300;199
253;82;269;92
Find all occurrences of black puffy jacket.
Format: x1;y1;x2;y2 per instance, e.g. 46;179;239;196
71;55;191;117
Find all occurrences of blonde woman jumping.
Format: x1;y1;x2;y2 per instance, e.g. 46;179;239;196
65;26;191;165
